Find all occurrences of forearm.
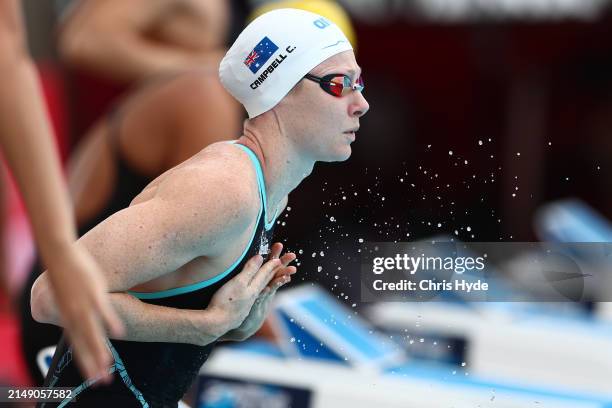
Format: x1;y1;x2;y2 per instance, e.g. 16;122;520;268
109;293;228;346
0;10;78;271
62;31;221;83
33;277;228;346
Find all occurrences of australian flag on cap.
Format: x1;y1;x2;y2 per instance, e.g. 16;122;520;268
244;36;279;74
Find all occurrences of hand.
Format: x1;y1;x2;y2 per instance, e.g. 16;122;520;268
222;243;296;341
45;243;125;383
208;254;283;333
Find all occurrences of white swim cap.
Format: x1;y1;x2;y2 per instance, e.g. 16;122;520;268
219;8;353;118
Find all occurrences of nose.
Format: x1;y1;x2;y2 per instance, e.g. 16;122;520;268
349;91;369;118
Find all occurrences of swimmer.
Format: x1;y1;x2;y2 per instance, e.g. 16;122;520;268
32;8;368;407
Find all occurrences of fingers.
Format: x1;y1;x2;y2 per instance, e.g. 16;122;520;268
267;249;296;289
240;248;296;295
279;252;296;267
268;242;283;260
265;267;295;293
239;255;264;282
269;274;290;290
250;257;281;290
271;265;296;281
266;242;296;278
64;311;113;383
268;243;296;265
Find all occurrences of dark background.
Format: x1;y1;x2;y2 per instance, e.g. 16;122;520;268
273;5;612;303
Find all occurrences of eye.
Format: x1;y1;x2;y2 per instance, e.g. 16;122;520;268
329;76;345;87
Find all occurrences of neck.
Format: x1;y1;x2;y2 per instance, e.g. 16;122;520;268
237;112;314;213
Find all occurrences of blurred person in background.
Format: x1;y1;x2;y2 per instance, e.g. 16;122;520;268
0;0;124;382
55;0;248;138
57;0;232;84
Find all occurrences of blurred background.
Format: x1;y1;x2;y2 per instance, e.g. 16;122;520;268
2;0;612;406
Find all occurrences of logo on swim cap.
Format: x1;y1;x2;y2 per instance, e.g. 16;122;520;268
244;36;279;74
313;17;331;29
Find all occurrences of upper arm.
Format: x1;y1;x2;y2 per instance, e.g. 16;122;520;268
79;161;257;292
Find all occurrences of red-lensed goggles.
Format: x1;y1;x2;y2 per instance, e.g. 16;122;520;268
303;73;365;97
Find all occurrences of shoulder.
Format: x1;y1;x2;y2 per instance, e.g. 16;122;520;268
121;142;263;258
153;142;262;231
193;141;260;190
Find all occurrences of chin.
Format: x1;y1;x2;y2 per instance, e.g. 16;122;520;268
331;146;352;162
315;144;353;163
